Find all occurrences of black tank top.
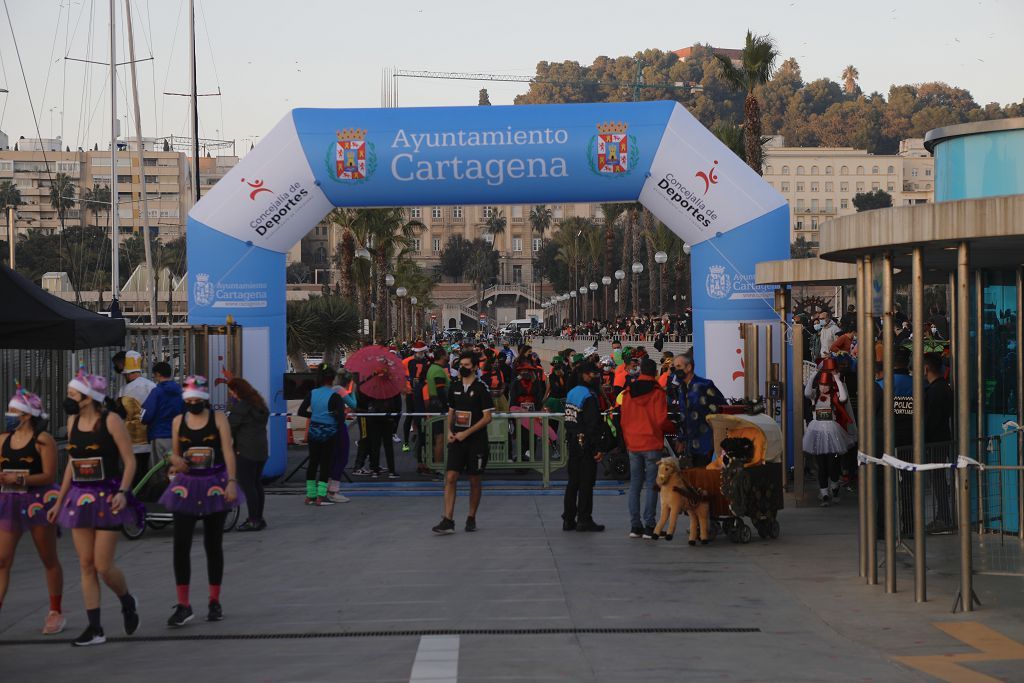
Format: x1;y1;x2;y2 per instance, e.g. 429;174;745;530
178;410;222;468
1;431;43;475
68;412;121;479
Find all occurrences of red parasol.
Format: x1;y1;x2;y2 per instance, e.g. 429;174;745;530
345;345;406;399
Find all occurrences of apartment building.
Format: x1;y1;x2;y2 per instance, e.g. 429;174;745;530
763;137;934;253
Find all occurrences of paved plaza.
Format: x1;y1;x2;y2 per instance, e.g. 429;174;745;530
2;463;1024;682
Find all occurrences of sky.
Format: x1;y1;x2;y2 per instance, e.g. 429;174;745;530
0;0;1018;154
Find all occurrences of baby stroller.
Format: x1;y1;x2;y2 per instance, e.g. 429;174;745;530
121;457;239;540
680;413;785;543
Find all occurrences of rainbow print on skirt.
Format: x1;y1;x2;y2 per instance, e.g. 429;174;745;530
0;485;60;534
55;479;144;529
158;464;241;517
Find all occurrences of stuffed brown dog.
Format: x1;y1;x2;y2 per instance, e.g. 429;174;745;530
653;457;711;545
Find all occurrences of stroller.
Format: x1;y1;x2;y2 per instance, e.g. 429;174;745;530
680;413;785;543
121;456;239;540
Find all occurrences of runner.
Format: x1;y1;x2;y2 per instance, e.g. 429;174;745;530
159;376;240;627
0;385;65;634
50;368;141;646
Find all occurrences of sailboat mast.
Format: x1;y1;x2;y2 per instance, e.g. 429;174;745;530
109;0;120;308
190;0;200;203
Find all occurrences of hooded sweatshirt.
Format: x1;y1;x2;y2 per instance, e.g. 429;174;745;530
140;379;185;440
619;374;669;452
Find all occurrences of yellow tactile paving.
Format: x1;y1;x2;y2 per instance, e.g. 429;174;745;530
893;622;1024;682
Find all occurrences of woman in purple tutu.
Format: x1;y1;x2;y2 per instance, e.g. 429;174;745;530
159;376;239;628
0;385;65;635
48;368;141;646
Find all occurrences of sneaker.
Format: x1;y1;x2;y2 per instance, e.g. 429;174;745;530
352;467;372;476
820;494;831;508
303;497;316;506
629;527;643;538
316;496;336;506
236;519;260;531
371;470;380;479
465;516;477;532
432;517;456;535
522;450;531;462
326;492;350;504
255;519;268;531
42;610;66;635
72;625;106;647
562;519;577;531
121;594;140;635
576;521;606;532
642;527;657;539
388;472;400;480
392;434;402;443
167;603;194;628
207;600;224;622
402;444;410;453
830;485;842;503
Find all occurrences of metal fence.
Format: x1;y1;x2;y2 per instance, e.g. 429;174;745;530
893;442;958;541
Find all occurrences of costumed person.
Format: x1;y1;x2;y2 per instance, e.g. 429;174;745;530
803;371;853;506
114;350;155;487
325;370;355;501
227;378;271;530
0;385;65;634
160;376;240;627
297;365;345;503
50;368;141;647
674;351;726;467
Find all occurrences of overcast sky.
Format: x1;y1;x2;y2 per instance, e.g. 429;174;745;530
0;0;1018;153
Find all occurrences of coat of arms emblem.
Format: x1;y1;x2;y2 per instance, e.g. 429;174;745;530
587;121;638;177
193;273;215;307
705;265;731;300
335;128;368;180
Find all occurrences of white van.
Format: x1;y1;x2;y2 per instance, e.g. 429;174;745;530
502;318;539;334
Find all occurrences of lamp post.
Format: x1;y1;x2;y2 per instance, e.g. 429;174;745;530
654;250;668;316
355;246;371;341
396;286;408;341
570;290;578;323
601;275;612;321
614;269;625;318
631;261;643;316
579;286;588;323
410;295;418;337
385;273;396;340
589;282;598;321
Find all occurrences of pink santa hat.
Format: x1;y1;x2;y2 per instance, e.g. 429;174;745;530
68;365;108;402
8;381;47;418
182;375;210;401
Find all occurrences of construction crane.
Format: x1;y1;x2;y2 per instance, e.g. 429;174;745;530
391;60;702;103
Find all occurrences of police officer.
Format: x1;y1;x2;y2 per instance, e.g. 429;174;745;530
562;361;605;532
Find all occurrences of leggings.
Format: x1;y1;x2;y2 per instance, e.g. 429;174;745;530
173;511;228;586
367;417;396;472
236;457;265;521
330;423;350;480
307;439;332;483
816;452;841;489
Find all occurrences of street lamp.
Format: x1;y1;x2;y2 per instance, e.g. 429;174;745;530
410;295;418;336
578;286;587;323
654;250;668;315
396;286;408;340
614;269;626;317
601;275;612;321
631;261;644;316
589;281;598;321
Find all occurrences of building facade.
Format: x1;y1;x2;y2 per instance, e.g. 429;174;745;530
763;137;934;253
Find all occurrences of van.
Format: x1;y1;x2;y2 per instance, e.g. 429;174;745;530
502;318;539;334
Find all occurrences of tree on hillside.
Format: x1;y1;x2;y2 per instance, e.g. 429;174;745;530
714;31;779;174
478;88;491;105
841;65;860;95
853;189;893;212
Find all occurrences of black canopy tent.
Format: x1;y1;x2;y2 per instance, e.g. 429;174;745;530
0;265;126;350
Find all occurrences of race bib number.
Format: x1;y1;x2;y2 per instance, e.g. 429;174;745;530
815;409;834;422
454;410;472;429
520;402;535;413
0;469;29;493
185;447;215;469
72;457;105;482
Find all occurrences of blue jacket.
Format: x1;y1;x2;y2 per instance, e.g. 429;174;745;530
140;380;184;440
676;375;725;465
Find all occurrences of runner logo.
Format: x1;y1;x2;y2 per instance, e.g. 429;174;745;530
588;121;638;177
193;273;215;307
241;178;273;200
325;128;377;183
695;160;719;195
705;265;731;299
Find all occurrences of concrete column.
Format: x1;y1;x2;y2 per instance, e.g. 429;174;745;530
856;257;867;578
864;254;878;585
911;247;926;602
792;320;806;506
956;241;973;611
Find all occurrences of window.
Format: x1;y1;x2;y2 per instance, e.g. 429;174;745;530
840;166;849;175
871;166;879;174
432;237;441;253
925;168;932;177
840;182;849;192
841;198;849;209
856;166;864;175
411;238;421;253
483;233;494;245
811;218;818;230
796;182;805;192
117;175;132;183
512;265;523;283
431;206;442;219
483;206;494;219
825;182;833;192
887;165;895;174
511;205;523;220
410;207;422;218
796;165;805;175
887;182;894;192
911;168;918;177
810;182;819;192
781;182;790;192
796;199;805;210
796;220;804;230
811;199;819;211
532;238;541;252
552;205;563;219
512;237;523;253
856;182;865;192
765;166;773;175
782;166;790;175
872;182;880;191
811;165;818;175
825;199;834;211
452;206;463;219
825;166;833;175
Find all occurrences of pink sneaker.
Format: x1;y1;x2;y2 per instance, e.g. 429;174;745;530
42;610;66;635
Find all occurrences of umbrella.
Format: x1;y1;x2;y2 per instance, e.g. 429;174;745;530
509;405;558;441
345;345;405;400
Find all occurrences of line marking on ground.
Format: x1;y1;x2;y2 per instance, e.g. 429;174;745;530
409;635;459;683
893;622;1024;682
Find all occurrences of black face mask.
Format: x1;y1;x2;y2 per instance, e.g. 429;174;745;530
63;397;83;415
186;402;206;414
459;367;474;378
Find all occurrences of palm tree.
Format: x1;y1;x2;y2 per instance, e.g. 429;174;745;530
528;205;552;301
715;30;779;174
599;203;626;285
464;247;493;318
89;185;112;229
0;180;23;263
712;122;746;163
841;65;859;95
49;173;77;231
484;207;506;282
352;208;424;341
329;208;357;299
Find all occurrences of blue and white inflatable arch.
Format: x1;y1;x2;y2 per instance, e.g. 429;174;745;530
188;101;788;477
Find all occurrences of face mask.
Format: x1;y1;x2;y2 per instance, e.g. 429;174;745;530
459;367;473;378
63;397;83;415
5;413;21;432
186;402;206;414
814;322;823;331
930;327;937;335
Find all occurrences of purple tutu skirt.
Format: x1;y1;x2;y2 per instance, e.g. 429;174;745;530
0;486;60;534
55;479;144;530
158;465;241;517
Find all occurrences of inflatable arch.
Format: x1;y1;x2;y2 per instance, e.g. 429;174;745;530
188;101;789;476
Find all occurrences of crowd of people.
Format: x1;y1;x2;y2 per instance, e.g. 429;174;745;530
530;313;691;344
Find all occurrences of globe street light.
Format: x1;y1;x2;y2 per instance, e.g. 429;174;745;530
396;286;408;340
601;275;612;321
589;281;598;320
410;295;418;335
614;269;626;317
654;251;668;315
631;261;644;316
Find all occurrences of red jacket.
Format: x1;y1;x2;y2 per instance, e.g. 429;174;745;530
619;375;670;453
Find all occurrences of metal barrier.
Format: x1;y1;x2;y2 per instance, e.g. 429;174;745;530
422;412;568;486
893;442;958;541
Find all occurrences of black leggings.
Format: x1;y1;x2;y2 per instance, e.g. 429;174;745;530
367;416;397;472
173;511;228;586
816;453;841;489
236;457;265;521
307;439;332;482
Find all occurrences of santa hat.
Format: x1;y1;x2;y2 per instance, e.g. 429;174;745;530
182;375;210;401
8;381;47;418
121;350;144;375
817;373;834;387
410;340;428;353
68;366;108;402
